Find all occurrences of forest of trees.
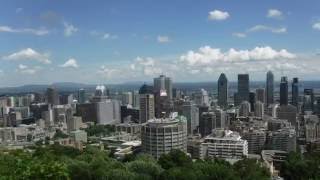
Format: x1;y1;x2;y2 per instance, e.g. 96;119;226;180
0;144;318;180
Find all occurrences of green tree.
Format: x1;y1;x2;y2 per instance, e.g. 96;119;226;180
158;149;192;169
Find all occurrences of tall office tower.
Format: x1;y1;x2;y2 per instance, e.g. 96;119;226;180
239;101;251;117
217;73;228;108
254;101;264;118
291;78;299;107
266;71;274;106
121;92;133;105
153;75;172;100
91;85;108;103
132;90;140;108
78;89;86;104
277;105;297;126
154;75;173;117
194;89;209;106
139;84;155;124
236;74;249;106
303;89;314;112
249;92;256;112
182;101;199;135
46;87;59;105
214;109;227;129
141;116;187;159
199;112;216;137
280;76;288;106
256;88;265;103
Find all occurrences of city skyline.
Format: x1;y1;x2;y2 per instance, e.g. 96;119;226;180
1;0;320;86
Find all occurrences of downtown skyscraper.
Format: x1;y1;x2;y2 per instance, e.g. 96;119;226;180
217;73;228;108
280;76;289;106
235;74;249;106
266;71;274;106
291;78;299;107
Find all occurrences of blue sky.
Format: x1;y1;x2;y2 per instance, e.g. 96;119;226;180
0;0;320;86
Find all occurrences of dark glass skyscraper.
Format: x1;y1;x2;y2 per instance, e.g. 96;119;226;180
303;89;314;111
217;73;228;108
266;71;274;106
236;74;249;106
280;76;288;105
46;87;59;105
291;78;299;106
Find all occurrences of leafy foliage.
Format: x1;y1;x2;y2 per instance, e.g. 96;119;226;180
84;124;115;137
0;146;274;180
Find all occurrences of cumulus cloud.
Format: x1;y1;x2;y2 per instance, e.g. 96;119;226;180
16;8;23;13
0;25;49;36
60;58;79;68
102;33;118;40
232;32;247;38
180;46;296;66
313;22;320;30
157;35;171;43
267;9;283;19
3;48;51;64
63;22;78;37
16;64;41;75
248;25;287;33
208;10;230;21
98;65;120;79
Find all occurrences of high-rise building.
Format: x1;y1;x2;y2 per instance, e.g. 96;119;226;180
194;89;209;106
200;129;248;160
249;92;256;112
280;76;288;106
239;101;251;117
243;129;266;154
154;75;173;118
46;87;59;105
122;92;133;105
266;71;274;106
153;75;172;100
254;101;264;118
217;73;228;108
236;74;249;106
141;116;187;159
132;90;140;108
256;88;265;103
199;112;216;137
139;84;155;123
182;101;199;135
78;89;86;104
277;104;297;127
291;78;299;107
303;89;314;112
266;127;296;152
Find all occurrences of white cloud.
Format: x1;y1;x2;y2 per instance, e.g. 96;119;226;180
63;22;78;37
16;64;41;75
3;48;51;64
232;32;247;38
180;46;296;66
208;10;230;21
157;35;171;43
60;58;79;68
0;25;49;36
102;33;118;40
267;9;283;19
312;22;320;30
248;25;287;33
98;65;120;79
16;8;23;13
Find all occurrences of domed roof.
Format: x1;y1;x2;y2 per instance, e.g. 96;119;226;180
139;84;154;94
